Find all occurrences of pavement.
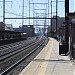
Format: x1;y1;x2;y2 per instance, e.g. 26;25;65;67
19;38;75;75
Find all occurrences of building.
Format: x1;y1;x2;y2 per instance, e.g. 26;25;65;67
0;22;14;31
14;25;35;37
0;22;5;31
5;24;14;31
23;25;35;37
47;16;65;37
52;16;65;32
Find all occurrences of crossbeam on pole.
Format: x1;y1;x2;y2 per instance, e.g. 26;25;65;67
5;17;57;19
30;3;48;4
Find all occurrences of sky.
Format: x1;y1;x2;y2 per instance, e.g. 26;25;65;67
0;0;75;28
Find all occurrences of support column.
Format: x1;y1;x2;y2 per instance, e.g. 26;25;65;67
51;0;52;37
3;0;5;23
56;0;58;39
65;0;69;52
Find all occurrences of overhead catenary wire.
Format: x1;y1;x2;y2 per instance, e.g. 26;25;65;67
5;9;26;17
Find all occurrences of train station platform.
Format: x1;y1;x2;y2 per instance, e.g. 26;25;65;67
19;38;75;75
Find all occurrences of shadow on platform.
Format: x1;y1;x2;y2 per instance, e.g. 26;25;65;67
33;59;70;63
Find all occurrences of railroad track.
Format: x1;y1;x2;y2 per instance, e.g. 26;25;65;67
0;37;36;50
0;36;45;75
0;37;37;57
0;37;37;61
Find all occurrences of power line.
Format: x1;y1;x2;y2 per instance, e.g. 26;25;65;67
5;9;26;17
5;2;22;17
58;4;65;16
6;3;17;14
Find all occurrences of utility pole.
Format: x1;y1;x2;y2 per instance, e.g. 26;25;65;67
22;0;24;33
56;0;58;39
48;0;49;26
51;0;52;37
43;13;45;36
3;0;5;23
29;0;30;25
22;0;24;27
2;0;12;23
33;0;34;26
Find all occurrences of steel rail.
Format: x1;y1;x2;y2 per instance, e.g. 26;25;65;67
0;37;41;61
0;37;44;75
0;38;37;59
